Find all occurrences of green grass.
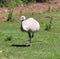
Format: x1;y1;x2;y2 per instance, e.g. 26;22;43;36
0;11;60;59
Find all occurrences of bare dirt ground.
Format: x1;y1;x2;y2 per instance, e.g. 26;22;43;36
0;0;60;21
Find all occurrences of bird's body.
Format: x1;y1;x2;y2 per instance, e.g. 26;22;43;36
20;16;40;46
21;18;40;32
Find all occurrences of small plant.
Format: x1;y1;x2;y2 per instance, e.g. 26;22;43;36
45;24;49;30
5;36;12;41
56;7;60;12
47;6;51;12
45;16;53;31
7;10;14;22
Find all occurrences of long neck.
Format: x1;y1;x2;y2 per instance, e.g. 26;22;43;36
21;22;23;30
20;22;25;31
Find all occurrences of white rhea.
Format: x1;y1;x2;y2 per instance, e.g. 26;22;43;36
20;16;40;45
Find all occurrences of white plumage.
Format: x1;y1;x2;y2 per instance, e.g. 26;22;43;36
22;18;40;32
20;16;40;45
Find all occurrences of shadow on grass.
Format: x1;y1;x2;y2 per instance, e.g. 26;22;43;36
10;44;30;47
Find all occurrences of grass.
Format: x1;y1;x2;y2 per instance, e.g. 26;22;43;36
0;11;60;59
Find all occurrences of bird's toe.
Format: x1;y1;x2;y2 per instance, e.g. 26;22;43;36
25;42;32;46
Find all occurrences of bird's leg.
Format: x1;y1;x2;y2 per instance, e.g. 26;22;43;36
26;32;32;46
28;32;31;43
32;32;34;38
25;32;31;46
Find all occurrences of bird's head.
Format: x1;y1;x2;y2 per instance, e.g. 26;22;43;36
20;16;26;22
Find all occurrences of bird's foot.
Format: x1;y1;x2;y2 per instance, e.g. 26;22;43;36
25;42;32;46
